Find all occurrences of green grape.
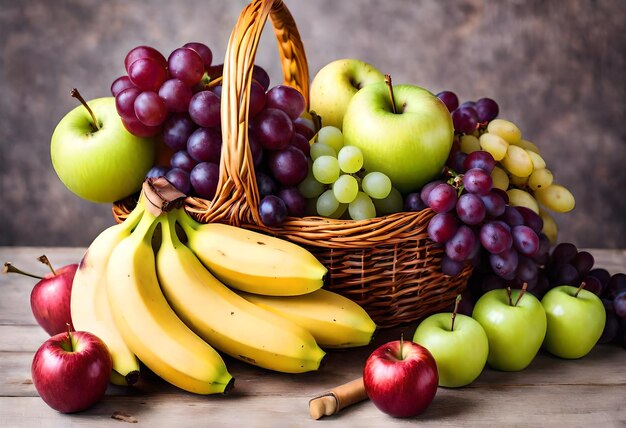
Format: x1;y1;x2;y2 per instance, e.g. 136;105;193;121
459;134;481;154
316;189;340;217
372;187;403;215
312;155;340;184
337;146;364;174
526;150;546;169
349;192;376;220
310;142;337;160
528;168;553;190
479;133;508;161
298;171;326;198
328;203;348;219
491;165;509;191
317;126;344;153
501;144;533;178
332;174;359;203
534;183;575;213
487;119;522;145
361;171;392;199
507;188;539;214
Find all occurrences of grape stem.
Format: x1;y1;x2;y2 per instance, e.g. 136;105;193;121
37;255;57;276
574;281;587;298
2;262;44;280
451;294;462;331
384;75;397;114
70;88;100;131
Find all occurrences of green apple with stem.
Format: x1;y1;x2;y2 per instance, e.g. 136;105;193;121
472;284;547;371
541;282;606;359
51;89;155;203
412;295;489;387
342;76;454;194
309;58;385;130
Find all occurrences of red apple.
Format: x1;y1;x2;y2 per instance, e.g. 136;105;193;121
32;330;112;413
363;339;438;418
3;255;77;335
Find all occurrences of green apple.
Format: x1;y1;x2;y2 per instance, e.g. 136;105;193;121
342;82;453;193
51;96;155;203
309;58;384;130
541;284;606;359
413;299;489;387
472;287;546;372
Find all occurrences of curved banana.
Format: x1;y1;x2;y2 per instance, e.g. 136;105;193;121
106;208;233;394
174;209;327;296
156;211;326;373
70;205;144;385
237;289;377;348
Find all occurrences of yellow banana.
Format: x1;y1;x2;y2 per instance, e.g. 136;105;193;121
156;211;326;373
237;289;377;348
70;205;144;385
106;207;233;394
174;209;327;296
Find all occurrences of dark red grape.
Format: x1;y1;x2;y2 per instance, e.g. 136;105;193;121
182;42;213;70
480;221;513;254
146;165;169;179
598;313;620;344
405;192;427;212
293;117;316;141
253;108;294;151
267;146;309;187
581;275;603;296
588;268;611;291
447;150;467;174
491;188;509;204
168;47;205;86
420;180;444;206
436;91;459;113
248;81;267;119
516;255;539;283
512;225;540;256
499;205;525;227
481;274;507;294
170;150;197;173
441;255;465;276
475;97;499;123
290;132;311;157
189;90;221;127
187;127;222;163
277;187;306;217
120;115;161;138
115;87;141;120
463;168;492;195
608;273;626;299
124;46;166;72
456;193;486;225
531;233;551;265
256;172;277;198
614;291;626;318
134;91;168;127
252;65;270;91
554;263;579;286
162;113;197;151
259;195;287;226
516;206;544;234
459;101;477;110
111;76;135;97
463;151;496;174
248;130;264;167
190;162;219;199
427;212;459;243
165;168;191;194
427;183;458;213
489;248;519;279
572;251;595;277
159;78;193;113
445;225;476;261
128;58;168;92
266;85;306;120
551;242;578;268
451;106;478;134
480;192;506;218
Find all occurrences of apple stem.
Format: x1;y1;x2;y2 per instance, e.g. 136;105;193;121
451;294;462;331
37;255;57;276
384;74;397;114
66;323;75;352
310;110;322;134
574;281;587;298
513;283;529;307
506;287;513;306
2;262;44;280
71;88;100;131
400;332;405;360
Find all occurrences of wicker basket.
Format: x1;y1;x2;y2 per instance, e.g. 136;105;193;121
113;0;472;328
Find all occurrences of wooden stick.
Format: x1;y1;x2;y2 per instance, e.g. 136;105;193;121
309;377;368;420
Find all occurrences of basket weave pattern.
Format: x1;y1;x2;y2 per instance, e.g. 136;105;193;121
113;0;471;328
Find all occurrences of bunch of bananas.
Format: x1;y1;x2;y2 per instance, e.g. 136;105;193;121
70;192;376;395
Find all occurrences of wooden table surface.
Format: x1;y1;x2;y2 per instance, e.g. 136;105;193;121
1;246;625;427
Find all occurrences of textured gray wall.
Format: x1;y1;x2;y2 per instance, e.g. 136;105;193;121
1;0;624;248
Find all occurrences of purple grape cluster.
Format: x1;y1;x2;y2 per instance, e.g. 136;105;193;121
113;44;315;226
436;91;499;135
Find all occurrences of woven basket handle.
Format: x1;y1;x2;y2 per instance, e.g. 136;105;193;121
186;0;309;227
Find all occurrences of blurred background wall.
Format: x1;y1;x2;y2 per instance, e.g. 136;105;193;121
0;0;624;248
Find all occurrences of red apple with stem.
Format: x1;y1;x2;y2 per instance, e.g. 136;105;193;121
32;327;113;413
3;255;77;335
363;337;438;418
